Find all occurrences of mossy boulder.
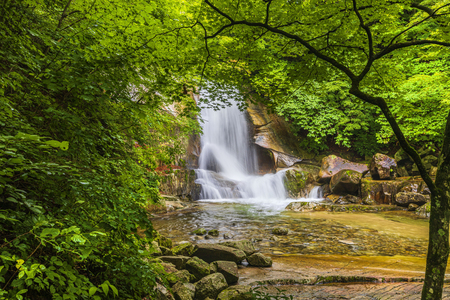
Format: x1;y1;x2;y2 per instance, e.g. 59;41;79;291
160;246;174;256
208;229;219;236
329;169;362;195
167;270;192;287
219;240;256;256
160;256;191;270
211;261;239;284
370;153;397;180
186;256;210;281
150;241;162;256
217;285;252;300
193;228;207;235
172;242;195;256
318;155;368;183
194;273;228;300
172;282;195;300
271;227;288;235
283;169;313;198
156;234;173;248
247;253;272;267
193;244;246;263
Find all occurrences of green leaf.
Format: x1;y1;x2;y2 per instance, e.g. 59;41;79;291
101;283;109;296
89;287;97;296
40;228;61;239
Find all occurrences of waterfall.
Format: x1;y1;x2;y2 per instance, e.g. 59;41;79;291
195;91;287;201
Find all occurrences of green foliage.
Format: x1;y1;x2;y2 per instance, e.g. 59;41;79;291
0;0;199;299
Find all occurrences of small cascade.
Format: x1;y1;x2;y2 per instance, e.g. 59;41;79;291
195;90;287;202
308;186;324;199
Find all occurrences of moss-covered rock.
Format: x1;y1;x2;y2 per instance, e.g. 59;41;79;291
150;241;162;256
416;202;431;218
211;261;239;284
160;256;191;270
285;201;330;212
208;229;219;236
194;273;228;300
217;285;252;300
156;234;173;249
247;253;272;267
329;169;362;195
395;192;429;207
283;169;313;198
271;227;288;235
186;256;210;281
172;243;195;256
219;240;256;256
172;282;195;300
167;270;192;286
193;228;207;235
193;244;246;263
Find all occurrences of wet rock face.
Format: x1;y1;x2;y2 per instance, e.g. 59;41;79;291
318;155;368;183
395;192;429;207
210;261;239;284
283;169;314;198
159;169;197;200
370;153;397;180
329;169;362;195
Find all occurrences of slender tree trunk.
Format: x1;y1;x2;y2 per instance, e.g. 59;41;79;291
422;111;450;300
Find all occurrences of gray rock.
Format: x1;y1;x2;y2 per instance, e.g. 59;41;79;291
217;285;252;300
195;273;228;300
370;153;397;180
219;240;256;256
397;166;409;177
172;282;195;300
408;203;419;211
223;233;233;239
211;261;239;284
341;194;361;204
160;256;191;270
395;192;429;207
186;256;210;281
155;283;175;300
318;155;368;183
205;235;214;240
151;241;162;256
247;253;272;267
193;244;246;263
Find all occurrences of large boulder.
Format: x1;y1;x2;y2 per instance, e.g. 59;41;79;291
329;169;362;195
156;234;173;249
247;253;272;267
186;257;210;281
172;282;195;300
416;202;431;218
195;273;228;300
193;244;246;263
210;261;239;284
370;153;397;180
283;169;314;198
318;155;368;183
219;240;256;256
395;192;429;207
160;256;191;270
217;286;252;300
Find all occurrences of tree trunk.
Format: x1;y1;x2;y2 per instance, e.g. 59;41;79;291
422;111;450;300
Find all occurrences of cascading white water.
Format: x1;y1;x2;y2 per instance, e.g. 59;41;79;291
194;89;323;211
195;91;287;201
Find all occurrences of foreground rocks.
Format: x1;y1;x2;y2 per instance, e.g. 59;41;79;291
153;237;272;300
318;155;368;183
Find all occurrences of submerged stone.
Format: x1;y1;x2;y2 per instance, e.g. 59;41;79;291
208;229;219;236
272;227;288;235
193;228;207;235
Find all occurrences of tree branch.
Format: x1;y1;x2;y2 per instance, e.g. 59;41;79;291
376;40;450;59
197;21;211;85
57;0;73;29
264;0;272;25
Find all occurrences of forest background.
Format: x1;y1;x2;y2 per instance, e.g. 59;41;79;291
0;0;449;299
